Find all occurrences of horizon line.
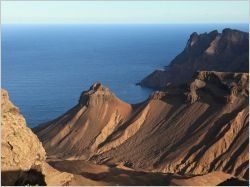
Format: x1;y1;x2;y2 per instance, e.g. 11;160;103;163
2;22;249;25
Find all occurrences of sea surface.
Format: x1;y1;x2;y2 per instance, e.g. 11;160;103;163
2;24;248;127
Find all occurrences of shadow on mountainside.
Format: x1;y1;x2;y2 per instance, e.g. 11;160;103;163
48;160;171;186
1;169;46;186
217;177;249;186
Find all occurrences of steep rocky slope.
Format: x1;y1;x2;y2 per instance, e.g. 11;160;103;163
3;88;238;186
1;89;73;185
35;83;133;159
35;71;249;181
138;29;249;88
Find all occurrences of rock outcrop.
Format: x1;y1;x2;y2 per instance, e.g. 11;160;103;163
138;29;249;88
35;71;249;181
1;89;73;185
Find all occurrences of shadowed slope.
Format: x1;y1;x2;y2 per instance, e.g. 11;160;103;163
35;71;249;180
34;82;134;159
48;159;243;186
139;29;249;88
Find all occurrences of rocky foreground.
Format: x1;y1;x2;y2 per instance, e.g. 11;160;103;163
1;89;74;185
138;29;248;88
33;71;249;185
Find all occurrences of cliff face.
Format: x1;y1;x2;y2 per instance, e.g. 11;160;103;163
1;89;46;185
35;72;249;180
1;89;73;186
139;29;249;88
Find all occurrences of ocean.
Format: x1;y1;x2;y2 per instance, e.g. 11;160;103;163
2;24;248;127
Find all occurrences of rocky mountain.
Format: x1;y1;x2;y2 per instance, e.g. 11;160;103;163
34;83;133;159
1;89;73;185
34;71;249;181
138;29;249;88
3;88;245;186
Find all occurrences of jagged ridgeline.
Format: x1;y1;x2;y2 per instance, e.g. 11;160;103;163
138;29;249;88
34;71;249;180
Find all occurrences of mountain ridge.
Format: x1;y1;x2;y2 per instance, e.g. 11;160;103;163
138;28;249;88
2;88;195;186
34;71;249;180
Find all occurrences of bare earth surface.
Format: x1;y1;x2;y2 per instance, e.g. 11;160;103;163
47;159;238;186
34;71;249;185
4;87;245;186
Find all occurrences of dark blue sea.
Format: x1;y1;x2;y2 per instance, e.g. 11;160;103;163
2;24;248;127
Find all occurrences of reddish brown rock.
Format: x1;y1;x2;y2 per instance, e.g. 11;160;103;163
139;29;249;88
35;71;249;181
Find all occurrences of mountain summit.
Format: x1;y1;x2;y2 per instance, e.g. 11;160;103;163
138;29;249;88
34;82;133;158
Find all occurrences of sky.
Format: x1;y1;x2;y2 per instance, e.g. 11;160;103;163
1;1;249;24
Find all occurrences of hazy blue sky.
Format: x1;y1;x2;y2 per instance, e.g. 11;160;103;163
2;1;249;24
